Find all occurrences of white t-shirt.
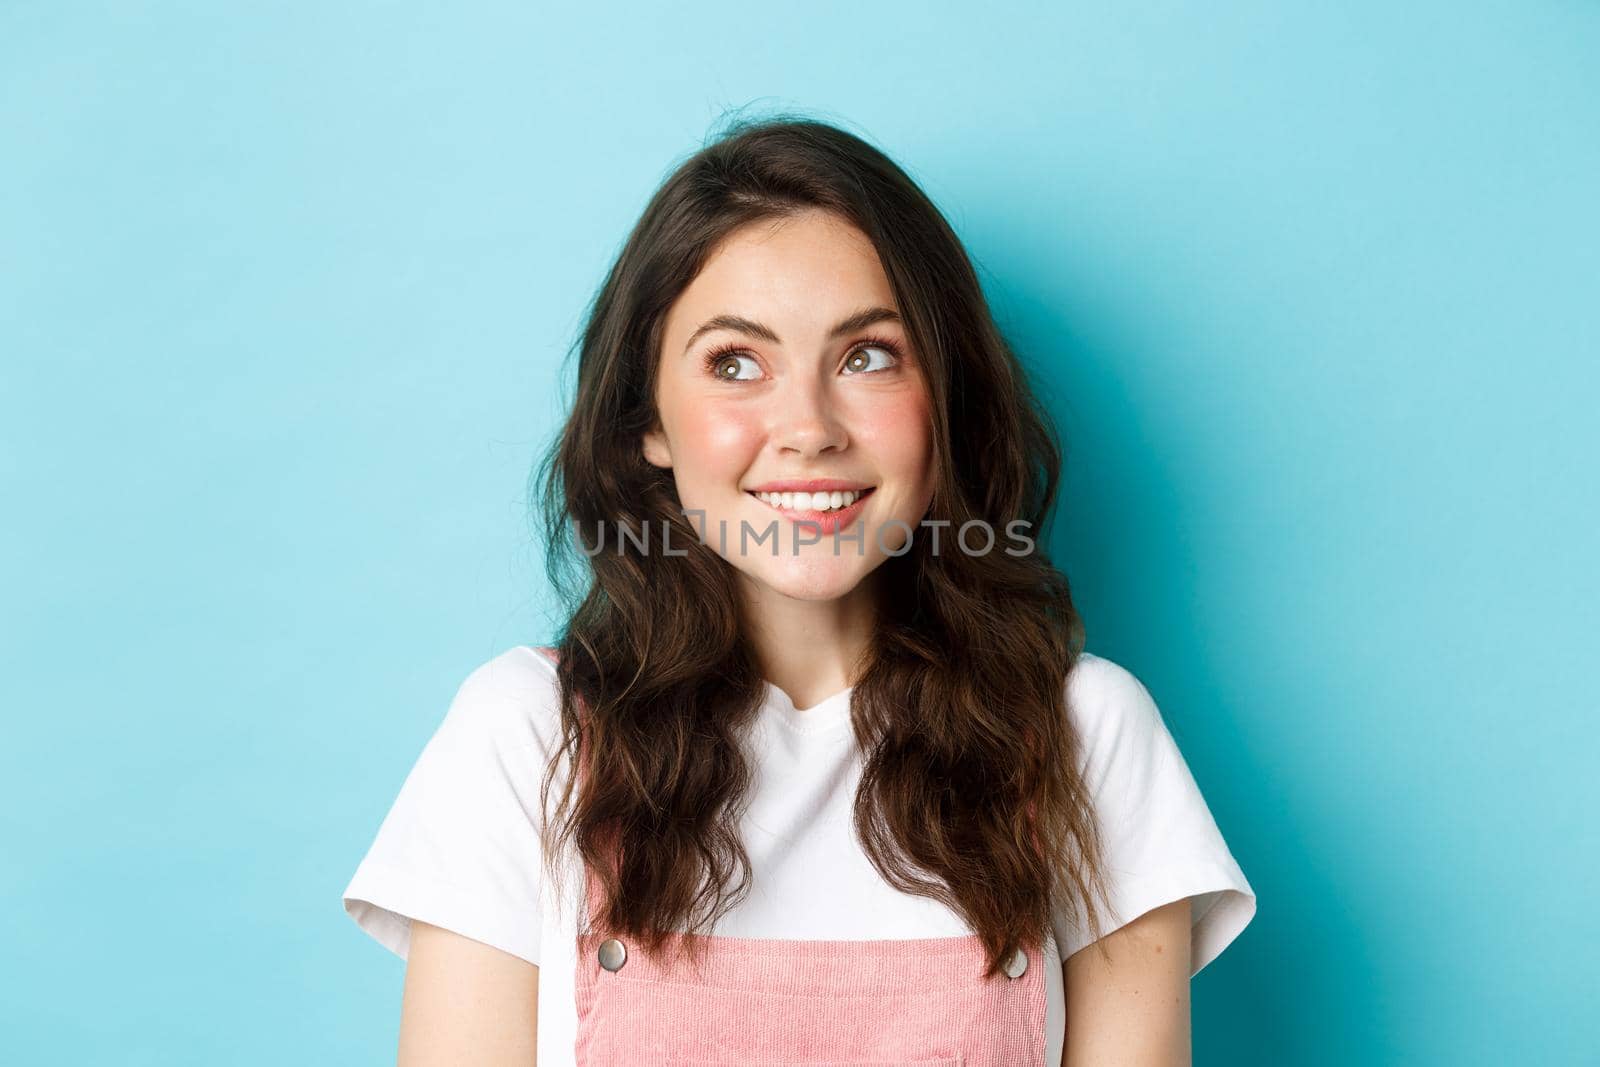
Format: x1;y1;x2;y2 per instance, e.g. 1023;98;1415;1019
343;645;1256;1066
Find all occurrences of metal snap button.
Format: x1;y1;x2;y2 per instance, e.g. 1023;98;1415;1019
1003;947;1028;979
597;938;627;972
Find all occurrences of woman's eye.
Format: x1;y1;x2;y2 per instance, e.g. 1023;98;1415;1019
709;352;761;381
842;344;897;374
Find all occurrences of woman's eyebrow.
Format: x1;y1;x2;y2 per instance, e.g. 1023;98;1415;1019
682;306;901;353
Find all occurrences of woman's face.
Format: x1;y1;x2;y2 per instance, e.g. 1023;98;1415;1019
644;208;937;603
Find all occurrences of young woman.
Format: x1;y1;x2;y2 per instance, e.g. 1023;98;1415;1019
343;116;1256;1066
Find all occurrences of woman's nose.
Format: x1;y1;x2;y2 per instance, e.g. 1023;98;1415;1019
770;375;847;458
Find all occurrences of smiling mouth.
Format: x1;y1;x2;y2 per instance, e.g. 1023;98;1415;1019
746;487;876;514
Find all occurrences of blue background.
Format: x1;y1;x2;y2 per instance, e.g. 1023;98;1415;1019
3;2;1595;1064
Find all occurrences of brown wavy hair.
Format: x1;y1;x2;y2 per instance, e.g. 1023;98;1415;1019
531;111;1113;978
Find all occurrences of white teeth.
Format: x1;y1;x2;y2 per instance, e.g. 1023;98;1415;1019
753;489;868;512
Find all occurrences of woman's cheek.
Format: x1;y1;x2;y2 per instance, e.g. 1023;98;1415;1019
861;395;935;489
693;407;763;477
672;401;763;499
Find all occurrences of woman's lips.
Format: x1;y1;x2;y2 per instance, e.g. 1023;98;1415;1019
746;487;875;537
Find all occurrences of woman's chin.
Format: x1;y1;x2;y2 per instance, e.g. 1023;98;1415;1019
735;557;876;603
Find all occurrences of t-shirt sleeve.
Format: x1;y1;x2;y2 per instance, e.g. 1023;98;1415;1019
1051;653;1257;975
341;646;563;967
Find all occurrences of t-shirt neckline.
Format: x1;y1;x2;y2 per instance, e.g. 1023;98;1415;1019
528;645;854;736
761;680;855;735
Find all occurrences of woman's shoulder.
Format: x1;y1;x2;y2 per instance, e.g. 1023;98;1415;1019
1063;650;1168;744
435;644;564;757
454;643;562;701
1066;650;1155;709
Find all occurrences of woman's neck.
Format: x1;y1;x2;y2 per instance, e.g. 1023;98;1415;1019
739;569;880;710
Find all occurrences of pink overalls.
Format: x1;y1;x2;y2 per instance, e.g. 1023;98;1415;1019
537;648;1048;1065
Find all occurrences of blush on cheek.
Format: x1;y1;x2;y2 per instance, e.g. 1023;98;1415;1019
668;403;765;501
691;409;764;469
857;395;934;476
701;409;764;452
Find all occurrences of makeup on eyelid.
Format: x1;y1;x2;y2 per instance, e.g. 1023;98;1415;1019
699;335;907;381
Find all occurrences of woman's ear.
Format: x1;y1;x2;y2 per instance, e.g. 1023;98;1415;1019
641;425;672;468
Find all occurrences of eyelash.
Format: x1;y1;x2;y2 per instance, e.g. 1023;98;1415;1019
700;335;907;380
